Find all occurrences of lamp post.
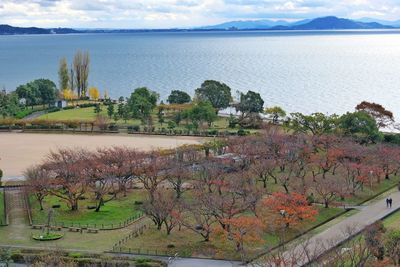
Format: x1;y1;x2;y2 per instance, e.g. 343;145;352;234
280;209;287;248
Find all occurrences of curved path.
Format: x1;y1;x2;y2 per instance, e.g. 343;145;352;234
23;110;46;120
268;190;400;267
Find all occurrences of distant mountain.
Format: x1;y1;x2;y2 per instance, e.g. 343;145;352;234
270;16;393;30
0;24;79;35
199;19;292;30
0;16;397;35
357;17;400;27
0;25;50;35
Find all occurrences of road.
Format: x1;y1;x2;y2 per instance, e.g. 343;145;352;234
274;190;400;266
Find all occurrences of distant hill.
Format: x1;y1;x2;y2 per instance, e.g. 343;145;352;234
357;17;400;27
200;16;395;31
199;19;291;30
0;16;397;35
0;25;50;35
272;16;394;30
0;24;79;35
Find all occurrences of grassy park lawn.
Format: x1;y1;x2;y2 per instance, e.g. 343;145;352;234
37;105;232;130
383;210;400;230
338;176;400;205
30;190;146;228
120;206;343;260
38;106;113;122
0;190;5;225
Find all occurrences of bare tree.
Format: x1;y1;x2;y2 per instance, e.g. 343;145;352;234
143;189;179;234
25;166;50;210
73;50;90;97
42;148;90;211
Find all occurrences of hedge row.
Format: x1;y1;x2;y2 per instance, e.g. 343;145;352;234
127;125;249;136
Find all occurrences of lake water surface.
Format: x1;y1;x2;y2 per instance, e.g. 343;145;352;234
0;31;399;117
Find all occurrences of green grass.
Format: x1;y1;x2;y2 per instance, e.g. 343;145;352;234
338;176;400;205
32;232;64;241
36;105;234;131
0;190;5;225
383;210;400;230
120;206;343;260
30;190;145;228
38;106;110;122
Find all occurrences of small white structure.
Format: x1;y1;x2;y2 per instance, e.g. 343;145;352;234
54;100;68;108
19;98;26;106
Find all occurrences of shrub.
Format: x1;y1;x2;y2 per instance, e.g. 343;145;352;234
228;114;238;128
78;103;97;108
136;258;150;264
167;244;175;249
108;123;119;131
208;129;218;136
62;106;75;110
306;193;315;205
128;125;140;132
10;251;24;263
136;258;152;267
384;133;400;145
68;252;84;258
15;109;34;119
237;128;249;136
47;107;61;113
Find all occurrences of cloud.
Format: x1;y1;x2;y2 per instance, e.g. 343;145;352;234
0;0;399;28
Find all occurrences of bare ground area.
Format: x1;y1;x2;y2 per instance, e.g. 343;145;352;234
0;132;203;177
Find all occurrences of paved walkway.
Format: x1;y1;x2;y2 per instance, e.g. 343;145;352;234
6;188;28;241
275;190;400;267
23;110;46;120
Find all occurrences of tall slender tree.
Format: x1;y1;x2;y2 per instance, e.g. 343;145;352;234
69;65;75;93
58;57;69;91
73;50;90;98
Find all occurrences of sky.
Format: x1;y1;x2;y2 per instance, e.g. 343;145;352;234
1;0;400;29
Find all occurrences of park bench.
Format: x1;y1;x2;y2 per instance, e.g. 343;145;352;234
50;226;62;231
68;227;81;232
87;228;99;233
32;225;44;229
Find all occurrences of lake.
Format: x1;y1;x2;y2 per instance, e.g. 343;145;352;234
0;31;399;118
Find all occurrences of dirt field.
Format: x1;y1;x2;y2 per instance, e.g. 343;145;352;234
0;132;202;177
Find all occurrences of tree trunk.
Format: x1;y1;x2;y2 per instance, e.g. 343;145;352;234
263;179;267;188
95;198;104;212
71;199;78;211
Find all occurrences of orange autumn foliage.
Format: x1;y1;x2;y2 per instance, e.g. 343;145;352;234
215;216;264;253
263;192;318;228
